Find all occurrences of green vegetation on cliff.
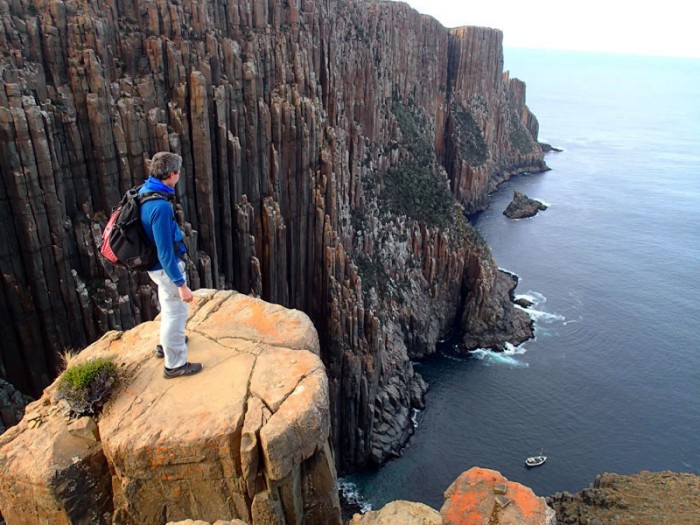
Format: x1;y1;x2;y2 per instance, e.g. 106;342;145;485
381;162;454;229
391;102;435;167
57;357;119;417
450;102;488;167
509;109;535;154
380;102;454;229
352;101;484;303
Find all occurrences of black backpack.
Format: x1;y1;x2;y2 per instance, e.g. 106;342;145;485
100;185;173;271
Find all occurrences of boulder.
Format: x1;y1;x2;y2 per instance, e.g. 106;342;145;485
514;297;534;308
441;467;556;525
350;468;555;525
503;191;548;219
0;290;341;525
350;500;442;524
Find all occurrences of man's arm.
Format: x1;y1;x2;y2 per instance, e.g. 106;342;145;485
178;285;193;302
150;202;186;286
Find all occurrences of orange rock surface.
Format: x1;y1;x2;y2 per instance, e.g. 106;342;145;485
0;290;340;525
441;467;555;525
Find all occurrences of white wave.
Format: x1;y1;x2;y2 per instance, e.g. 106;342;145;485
524;308;566;323
514;293;537;304
503;342;527;355
519;290;547;306
497;267;520;280
470;348;529;368
337;478;373;513
563;316;582;326
411;408;421;428
514;290;565;323
536;199;552;207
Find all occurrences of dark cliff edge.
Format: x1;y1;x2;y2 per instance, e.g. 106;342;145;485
0;0;546;473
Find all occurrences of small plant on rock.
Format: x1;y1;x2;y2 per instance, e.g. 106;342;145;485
56;356;119;418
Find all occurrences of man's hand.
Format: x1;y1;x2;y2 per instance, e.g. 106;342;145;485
178;284;194;303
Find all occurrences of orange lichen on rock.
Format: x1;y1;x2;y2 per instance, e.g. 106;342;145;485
187;290;320;355
441;467;555;525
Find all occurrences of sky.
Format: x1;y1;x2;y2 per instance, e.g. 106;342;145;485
394;0;700;58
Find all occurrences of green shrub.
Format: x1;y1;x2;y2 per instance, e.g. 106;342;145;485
384;102;456;228
451;103;488;167
509;111;534;154
381;162;454;229
391;102;434;167
57;357;119;418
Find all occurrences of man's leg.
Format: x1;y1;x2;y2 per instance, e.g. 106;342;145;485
147;267;188;369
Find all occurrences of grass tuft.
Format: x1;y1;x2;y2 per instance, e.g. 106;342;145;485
57;357;119;418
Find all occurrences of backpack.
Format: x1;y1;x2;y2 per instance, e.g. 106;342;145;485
100;185;173;271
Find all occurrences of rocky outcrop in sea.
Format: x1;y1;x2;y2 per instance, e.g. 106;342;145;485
0;0;546;473
504;190;548;219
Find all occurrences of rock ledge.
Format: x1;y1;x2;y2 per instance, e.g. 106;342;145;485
0;290;341;525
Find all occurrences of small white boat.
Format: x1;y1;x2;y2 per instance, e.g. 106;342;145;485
525;452;547;467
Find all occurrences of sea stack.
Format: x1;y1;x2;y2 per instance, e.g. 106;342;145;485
504;190;548;219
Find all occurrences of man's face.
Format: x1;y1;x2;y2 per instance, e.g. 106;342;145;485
165;169;181;187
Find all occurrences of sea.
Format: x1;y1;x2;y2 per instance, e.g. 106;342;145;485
342;49;700;511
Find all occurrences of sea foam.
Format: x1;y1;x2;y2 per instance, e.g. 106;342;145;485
523;308;566;323
411;408;422;428
470;345;529;368
515;290;566;323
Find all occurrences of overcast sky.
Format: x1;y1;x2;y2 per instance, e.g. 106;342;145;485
394;0;699;58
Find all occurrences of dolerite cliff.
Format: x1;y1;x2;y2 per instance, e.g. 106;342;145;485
0;290;342;524
0;0;546;472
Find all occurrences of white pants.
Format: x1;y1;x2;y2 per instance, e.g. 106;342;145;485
148;260;188;369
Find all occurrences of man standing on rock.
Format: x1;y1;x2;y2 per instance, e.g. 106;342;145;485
140;152;202;378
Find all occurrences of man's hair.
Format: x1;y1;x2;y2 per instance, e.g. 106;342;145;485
150;152;183;180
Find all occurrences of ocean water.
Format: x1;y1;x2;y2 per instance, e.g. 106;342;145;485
344;49;700;510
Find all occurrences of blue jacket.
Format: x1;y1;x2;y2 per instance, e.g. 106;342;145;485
139;177;187;286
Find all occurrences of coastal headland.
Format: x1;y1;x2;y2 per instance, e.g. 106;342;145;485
0;0;546;475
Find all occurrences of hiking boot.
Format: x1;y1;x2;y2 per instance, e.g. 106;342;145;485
163;362;202;379
155;336;188;358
